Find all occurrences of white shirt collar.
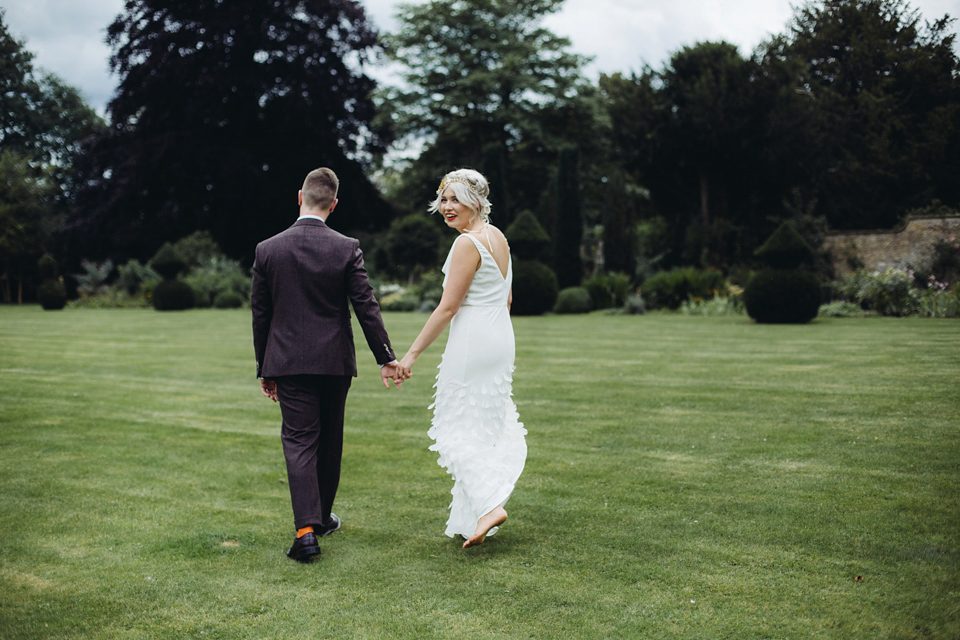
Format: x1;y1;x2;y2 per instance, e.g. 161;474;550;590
299;214;325;222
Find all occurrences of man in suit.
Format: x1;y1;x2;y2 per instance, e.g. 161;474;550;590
251;167;400;562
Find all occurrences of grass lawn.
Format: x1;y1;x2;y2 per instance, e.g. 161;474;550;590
0;305;958;639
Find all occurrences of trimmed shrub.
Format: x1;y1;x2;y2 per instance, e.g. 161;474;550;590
379;290;419;312
554;287;593;314
152;279;196;311
743;269;820;323
37;280;67;310
512;259;558;316
150;243;187;279
754;222;813;269
505;211;551;261
37;254;67;310
583;272;632;309
213;291;244;309
642;267;726;310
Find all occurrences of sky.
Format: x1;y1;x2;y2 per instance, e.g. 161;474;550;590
3;0;959;115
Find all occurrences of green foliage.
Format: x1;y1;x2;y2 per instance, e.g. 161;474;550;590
150;243;187;280
553;286;593;314
582;271;633;309
680;295;745;316
183;257;250;309
74;259;114;296
641;267;727;310
837;268;928;317
171;231;222;271
621;293;646;315
505;210;551;261
743;269;821;324
114;259;159;295
754;222;814;269
511;259;558;315
152;279;196;311
927;235;960;285
818;300;872;318
377;0;588;215
36;279;66;310
213;291;244;309
36;253;65;310
382;215;441;282
378;290;419;312
62;0;389;264
554;146;583;288
37;253;58;280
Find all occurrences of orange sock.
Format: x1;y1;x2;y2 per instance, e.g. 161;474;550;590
296;526;314;538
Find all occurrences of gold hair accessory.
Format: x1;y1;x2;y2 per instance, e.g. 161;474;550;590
436;176;482;196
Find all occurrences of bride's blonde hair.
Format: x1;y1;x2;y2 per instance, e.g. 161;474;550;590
428;168;492;223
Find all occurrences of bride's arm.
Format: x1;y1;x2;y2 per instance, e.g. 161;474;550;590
399;238;479;374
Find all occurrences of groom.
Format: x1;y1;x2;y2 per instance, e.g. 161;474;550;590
251;167;400;562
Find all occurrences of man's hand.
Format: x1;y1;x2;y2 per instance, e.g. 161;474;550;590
260;378;278;402
380;363;403;390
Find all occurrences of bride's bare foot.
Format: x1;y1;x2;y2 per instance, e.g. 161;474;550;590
463;506;507;548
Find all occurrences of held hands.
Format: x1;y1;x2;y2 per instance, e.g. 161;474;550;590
381;363;404;390
396;355;415;382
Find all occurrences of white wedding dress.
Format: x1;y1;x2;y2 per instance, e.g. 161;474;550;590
428;231;527;539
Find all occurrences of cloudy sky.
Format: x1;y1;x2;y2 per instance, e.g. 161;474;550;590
4;0;958;115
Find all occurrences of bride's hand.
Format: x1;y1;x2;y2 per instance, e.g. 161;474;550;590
398;355;415;380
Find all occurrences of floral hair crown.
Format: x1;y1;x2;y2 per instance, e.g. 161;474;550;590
436;175;485;196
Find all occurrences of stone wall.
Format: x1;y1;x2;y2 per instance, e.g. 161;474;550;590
823;216;960;277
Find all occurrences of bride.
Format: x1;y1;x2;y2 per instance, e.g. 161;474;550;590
398;168;527;548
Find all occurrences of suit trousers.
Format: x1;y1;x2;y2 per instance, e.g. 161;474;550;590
276;374;352;529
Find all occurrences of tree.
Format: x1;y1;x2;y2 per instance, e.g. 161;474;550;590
767;0;960;229
0;11;103;301
0;151;55;303
62;0;394;266
554;147;583;288
376;0;589;217
382;214;441;284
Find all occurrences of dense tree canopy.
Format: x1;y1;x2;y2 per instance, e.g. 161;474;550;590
600;0;959;272
0;10;103;302
770;0;960;229
376;0;591;224
61;0;394;265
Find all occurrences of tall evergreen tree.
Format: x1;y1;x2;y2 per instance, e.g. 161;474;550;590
554;147;583;288
62;0;393;264
767;0;960;229
376;0;589;217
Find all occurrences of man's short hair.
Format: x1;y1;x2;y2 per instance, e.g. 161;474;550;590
302;168;339;210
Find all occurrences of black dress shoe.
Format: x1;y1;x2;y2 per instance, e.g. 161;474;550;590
316;513;341;538
286;532;321;562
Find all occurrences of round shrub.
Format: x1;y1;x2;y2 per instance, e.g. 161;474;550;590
554;286;593;314
37;280;67;310
379;291;419;312
583;272;632;309
512;260;558;316
743;269;821;323
213;291;244;308
152;279;196;311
